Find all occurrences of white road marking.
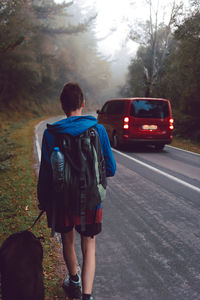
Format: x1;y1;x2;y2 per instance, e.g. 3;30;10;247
35;133;41;163
35;121;45;163
166;145;200;156
112;148;200;193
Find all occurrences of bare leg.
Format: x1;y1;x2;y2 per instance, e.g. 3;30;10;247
81;235;96;294
61;229;77;276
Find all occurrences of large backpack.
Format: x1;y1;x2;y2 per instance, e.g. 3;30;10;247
52;127;107;232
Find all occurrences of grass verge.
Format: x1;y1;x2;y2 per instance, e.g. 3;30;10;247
171;136;200;154
0;118;66;299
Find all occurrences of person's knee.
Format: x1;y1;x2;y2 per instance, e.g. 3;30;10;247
61;229;75;247
81;236;96;257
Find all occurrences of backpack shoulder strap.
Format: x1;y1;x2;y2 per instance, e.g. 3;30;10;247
88;127;103;156
58;133;80;173
89;127;107;190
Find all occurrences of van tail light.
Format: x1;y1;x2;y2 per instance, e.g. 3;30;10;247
169;118;174;130
124;117;129;123
123;117;129;129
123;124;129;129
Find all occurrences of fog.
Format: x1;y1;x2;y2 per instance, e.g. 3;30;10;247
53;0;135;108
0;0;192;113
51;0;190;108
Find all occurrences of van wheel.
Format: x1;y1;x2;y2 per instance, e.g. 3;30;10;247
112;132;119;149
155;144;165;151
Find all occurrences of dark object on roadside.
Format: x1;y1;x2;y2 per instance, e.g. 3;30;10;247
0;230;44;300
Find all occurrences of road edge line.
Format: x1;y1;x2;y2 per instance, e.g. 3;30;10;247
166;145;200;156
112;148;200;193
35;121;45;163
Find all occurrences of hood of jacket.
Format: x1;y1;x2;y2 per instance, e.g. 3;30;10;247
47;115;98;136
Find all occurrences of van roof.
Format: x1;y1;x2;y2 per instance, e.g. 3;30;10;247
107;97;169;102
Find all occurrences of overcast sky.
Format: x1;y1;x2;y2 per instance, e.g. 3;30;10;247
55;0;190;57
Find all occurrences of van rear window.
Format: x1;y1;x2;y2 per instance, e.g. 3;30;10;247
101;101;125;114
130;100;169;118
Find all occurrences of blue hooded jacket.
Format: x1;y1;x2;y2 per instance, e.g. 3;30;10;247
37;115;116;209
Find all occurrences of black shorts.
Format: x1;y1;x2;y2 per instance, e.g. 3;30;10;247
58;223;102;237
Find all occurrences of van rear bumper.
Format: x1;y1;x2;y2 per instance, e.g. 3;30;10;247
121;137;172;144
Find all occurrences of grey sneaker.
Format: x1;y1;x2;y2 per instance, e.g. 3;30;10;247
62;274;81;299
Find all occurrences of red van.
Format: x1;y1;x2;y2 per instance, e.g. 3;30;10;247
97;98;174;150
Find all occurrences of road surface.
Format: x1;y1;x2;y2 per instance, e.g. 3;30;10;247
35;116;200;300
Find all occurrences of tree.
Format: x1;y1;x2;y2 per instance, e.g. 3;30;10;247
32;0;96;35
142;9;200;141
0;0;28;53
156;11;200;116
0;0;37;105
127;0;183;97
0;0;106;112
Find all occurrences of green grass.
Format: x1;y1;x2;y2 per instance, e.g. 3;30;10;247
0;118;66;299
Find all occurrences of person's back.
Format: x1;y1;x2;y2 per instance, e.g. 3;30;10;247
37;82;116;300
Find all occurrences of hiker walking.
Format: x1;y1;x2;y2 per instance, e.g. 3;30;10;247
37;82;116;300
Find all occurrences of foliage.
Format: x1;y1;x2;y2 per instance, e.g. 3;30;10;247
0;0;110;113
153;11;200;142
127;0;183;97
122;2;200;142
0;118;66;298
0;0;28;53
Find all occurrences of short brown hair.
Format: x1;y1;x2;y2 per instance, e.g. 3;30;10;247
60;82;84;115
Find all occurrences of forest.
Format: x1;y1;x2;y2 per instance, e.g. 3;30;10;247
0;0;111;115
121;0;200;142
0;0;199;142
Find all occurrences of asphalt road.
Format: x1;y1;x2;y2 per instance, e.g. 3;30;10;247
35;116;200;300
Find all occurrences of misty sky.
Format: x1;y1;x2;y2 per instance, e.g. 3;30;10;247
55;0;190;58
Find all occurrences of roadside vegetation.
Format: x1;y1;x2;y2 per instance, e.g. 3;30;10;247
0;1;199;297
121;1;200;143
0;116;67;299
1;0;199;143
171;137;200;154
0;0;110;115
